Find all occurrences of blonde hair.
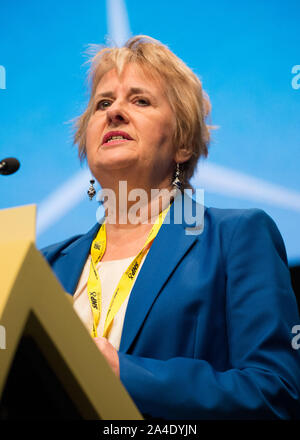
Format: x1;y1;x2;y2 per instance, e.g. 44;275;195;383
74;35;214;189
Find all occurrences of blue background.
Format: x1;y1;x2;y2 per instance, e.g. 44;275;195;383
0;0;299;264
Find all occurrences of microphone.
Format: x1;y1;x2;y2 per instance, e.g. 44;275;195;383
0;157;20;175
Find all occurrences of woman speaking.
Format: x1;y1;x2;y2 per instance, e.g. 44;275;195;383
42;35;300;419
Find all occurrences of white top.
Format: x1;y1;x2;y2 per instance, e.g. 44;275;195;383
73;253;147;350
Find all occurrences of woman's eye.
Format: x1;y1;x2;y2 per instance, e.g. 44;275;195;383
96;100;112;110
135;98;150;106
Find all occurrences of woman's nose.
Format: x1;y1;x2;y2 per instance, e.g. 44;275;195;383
106;105;129;125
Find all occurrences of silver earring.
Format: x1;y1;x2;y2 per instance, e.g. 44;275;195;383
87;179;96;200
172;163;182;190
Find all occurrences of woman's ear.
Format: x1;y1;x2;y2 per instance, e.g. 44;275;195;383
174;146;193;164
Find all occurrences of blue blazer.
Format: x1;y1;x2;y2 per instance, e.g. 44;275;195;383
41;199;300;419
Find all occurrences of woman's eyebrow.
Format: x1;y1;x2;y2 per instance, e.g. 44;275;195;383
94;91;115;99
95;87;157;100
128;87;154;97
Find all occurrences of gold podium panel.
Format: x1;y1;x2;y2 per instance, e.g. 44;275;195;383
0;205;142;420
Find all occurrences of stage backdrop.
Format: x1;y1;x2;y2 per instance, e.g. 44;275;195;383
0;0;299;265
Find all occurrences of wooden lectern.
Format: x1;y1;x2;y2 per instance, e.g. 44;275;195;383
0;205;142;420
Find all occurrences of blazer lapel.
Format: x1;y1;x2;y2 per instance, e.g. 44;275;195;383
119;196;204;353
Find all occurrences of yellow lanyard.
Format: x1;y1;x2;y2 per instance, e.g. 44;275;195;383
87;204;171;338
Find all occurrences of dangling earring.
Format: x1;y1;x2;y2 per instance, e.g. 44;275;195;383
172;163;182;190
87;179;96;201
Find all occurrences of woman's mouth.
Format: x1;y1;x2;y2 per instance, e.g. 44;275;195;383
102;136;133;147
102;131;134;146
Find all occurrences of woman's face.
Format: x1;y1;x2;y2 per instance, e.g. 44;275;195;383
85;63;181;189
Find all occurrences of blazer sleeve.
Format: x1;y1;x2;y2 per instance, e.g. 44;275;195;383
118;209;300;420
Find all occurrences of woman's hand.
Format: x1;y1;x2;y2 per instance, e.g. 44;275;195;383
93;336;120;378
